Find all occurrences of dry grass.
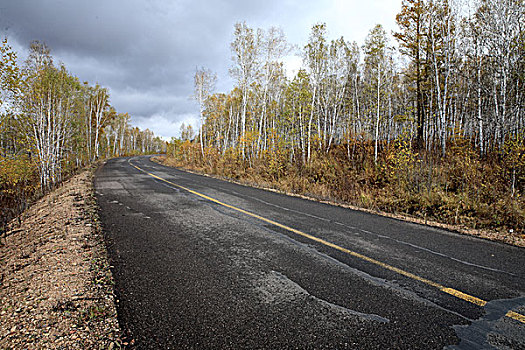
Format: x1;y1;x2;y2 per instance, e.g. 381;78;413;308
154;139;525;247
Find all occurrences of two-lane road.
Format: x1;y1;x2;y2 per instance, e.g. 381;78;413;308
95;156;525;349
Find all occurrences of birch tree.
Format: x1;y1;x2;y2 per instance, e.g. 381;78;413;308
284;69;312;163
475;0;524;148
194;67;217;158
257;27;289;152
463;9;487;155
91;85;110;160
230;22;260;159
304;23;328;161
428;0;457;156
324;37;354;152
364;24;389;164
23;43;79;189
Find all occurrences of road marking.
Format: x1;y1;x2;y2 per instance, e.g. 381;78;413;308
506;311;525;323
130;162;525;324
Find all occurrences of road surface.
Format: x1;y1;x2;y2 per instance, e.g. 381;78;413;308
95;156;525;349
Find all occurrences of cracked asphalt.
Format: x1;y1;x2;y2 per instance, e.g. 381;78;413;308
94;156;525;349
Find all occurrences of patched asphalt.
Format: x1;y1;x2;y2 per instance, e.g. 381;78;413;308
95;156;525;349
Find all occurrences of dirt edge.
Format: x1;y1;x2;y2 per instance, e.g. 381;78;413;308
0;164;122;349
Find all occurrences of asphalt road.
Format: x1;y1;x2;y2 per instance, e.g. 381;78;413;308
95;156;525;349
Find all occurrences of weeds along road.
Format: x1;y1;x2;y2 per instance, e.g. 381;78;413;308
95;156;525;349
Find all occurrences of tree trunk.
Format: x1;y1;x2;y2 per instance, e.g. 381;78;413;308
374;63;381;164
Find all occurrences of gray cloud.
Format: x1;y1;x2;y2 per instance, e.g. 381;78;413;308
0;0;400;139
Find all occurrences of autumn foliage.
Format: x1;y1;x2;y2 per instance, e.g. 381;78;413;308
165;0;524;236
163;135;524;235
0;39;165;231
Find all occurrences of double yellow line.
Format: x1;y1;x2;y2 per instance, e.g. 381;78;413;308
130;162;525;324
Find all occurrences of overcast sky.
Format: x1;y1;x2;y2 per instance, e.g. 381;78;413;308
0;0;401;139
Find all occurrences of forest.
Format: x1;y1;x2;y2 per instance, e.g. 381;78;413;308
0;40;164;230
164;0;525;235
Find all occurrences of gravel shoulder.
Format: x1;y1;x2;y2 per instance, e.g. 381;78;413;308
0;165;121;349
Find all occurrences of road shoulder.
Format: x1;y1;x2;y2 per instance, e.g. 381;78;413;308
0;165;121;349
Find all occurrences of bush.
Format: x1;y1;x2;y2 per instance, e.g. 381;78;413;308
0;155;39;229
161;135;524;234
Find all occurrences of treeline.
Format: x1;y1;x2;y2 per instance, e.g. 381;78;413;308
0;39;164;229
166;0;524;234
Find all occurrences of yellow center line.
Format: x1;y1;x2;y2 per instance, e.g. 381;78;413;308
131;162;525;324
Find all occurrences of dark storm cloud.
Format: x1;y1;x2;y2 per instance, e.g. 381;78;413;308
0;0;399;138
1;0;310;137
2;0;228;87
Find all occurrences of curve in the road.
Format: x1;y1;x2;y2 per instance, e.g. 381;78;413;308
129;159;525;325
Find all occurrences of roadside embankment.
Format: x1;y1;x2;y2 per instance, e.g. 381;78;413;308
0;166;121;349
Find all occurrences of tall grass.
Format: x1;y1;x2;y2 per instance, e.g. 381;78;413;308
162;137;524;235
